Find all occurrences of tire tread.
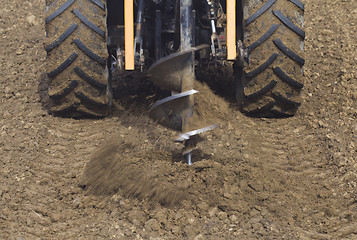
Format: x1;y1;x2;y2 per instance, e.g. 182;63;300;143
45;0;108;118
240;0;304;117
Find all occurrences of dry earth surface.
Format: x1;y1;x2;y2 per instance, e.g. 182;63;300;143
1;0;356;239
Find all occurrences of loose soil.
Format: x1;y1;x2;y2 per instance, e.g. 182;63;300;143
1;0;356;239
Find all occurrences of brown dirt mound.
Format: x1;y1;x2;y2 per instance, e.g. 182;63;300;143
82;135;189;206
194;80;231;123
83;81;232;207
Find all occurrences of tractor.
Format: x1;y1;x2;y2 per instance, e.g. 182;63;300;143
44;0;305;163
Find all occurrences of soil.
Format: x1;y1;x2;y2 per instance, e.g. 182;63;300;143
1;0;356;239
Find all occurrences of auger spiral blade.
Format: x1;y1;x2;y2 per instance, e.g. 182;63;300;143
147;45;209;92
148;90;198;132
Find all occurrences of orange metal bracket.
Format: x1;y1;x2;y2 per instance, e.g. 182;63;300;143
125;0;134;70
227;0;236;60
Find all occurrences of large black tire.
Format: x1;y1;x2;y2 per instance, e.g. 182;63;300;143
239;0;305;117
45;0;109;118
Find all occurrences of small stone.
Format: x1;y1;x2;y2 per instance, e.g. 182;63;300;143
171;225;181;234
128;209;146;225
2;207;11;217
260;208;268;216
321;29;333;35
185;212;195;224
197;202;209;212
34;206;48;216
223;192;232;199
184;225;199;238
145;219;161;232
250;209;260;217
175;211;183;220
5;86;12;94
49;213;61;222
217;211;228;220
229;214;238;222
252;222;264;233
16;49;23;55
194;233;205;240
154;209;167;223
188;217;195;224
3;112;11;118
318;120;328;128
26;14;38;25
208;207;218;217
249;216;262;225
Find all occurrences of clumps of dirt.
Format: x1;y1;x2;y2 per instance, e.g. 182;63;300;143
180;80;232;132
83;130;305;226
196;63;236;102
83;136;213;208
194;80;231;122
82;136;189;207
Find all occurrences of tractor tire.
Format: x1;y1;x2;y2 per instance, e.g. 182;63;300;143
45;0;109;118
240;0;305;117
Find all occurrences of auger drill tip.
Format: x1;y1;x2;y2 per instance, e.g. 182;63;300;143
186;152;192;165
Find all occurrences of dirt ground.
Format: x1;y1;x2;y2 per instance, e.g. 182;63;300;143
1;0;356;239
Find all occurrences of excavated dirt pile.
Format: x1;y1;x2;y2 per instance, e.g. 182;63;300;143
83;81;231;208
0;0;356;239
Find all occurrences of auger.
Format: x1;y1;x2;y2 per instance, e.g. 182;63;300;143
147;0;217;164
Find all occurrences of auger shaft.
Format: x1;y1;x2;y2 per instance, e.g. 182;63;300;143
180;0;195;164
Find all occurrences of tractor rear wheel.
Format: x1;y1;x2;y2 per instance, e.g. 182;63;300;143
45;0;109;118
239;0;305;117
